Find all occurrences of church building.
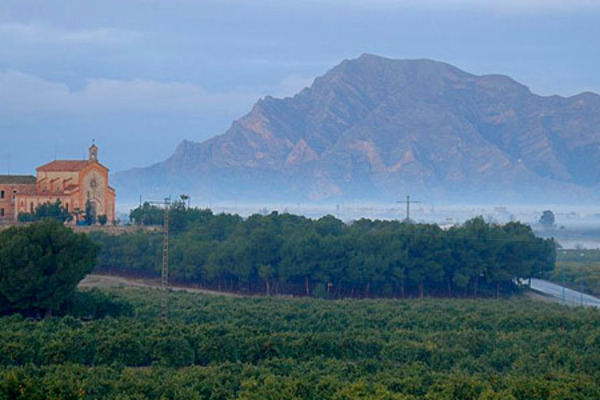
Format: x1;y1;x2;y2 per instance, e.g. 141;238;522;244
0;144;116;224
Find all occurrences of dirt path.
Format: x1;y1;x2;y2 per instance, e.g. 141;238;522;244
78;274;243;297
80;274;568;304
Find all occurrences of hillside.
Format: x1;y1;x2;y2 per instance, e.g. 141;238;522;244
114;54;600;203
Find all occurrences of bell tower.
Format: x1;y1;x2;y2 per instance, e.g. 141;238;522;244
89;142;98;162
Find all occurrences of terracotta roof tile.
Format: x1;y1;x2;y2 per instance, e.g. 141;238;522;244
7;185;38;196
37;160;90;172
17;186;38;195
0;175;36;184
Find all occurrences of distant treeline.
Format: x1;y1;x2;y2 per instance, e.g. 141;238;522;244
549;249;600;297
90;203;556;298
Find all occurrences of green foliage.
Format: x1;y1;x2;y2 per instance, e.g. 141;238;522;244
61;289;133;319
84;200;96;225
98;214;108;226
0;220;99;316
547;249;600;296
17;200;72;223
95;210;555;299
88;230;163;275
539;210;555;226
16;212;33;222
129;202;164;226
37;200;73;223
1;289;600;399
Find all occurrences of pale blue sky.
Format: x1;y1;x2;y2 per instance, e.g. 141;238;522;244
1;0;599;174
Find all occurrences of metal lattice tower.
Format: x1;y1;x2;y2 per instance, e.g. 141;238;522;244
148;197;171;321
397;195;421;223
161;197;170;321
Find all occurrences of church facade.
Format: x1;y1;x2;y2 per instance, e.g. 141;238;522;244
0;145;116;224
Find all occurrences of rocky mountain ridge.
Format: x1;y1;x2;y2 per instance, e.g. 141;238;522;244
114;54;600;204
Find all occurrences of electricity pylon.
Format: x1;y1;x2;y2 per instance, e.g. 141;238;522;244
148;197;171;321
397;195;421;223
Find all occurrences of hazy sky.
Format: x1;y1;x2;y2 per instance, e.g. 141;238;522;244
1;0;599;174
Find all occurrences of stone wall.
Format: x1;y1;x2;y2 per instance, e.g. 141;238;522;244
0;223;162;235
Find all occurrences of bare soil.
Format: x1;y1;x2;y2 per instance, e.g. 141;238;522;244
78;274;243;297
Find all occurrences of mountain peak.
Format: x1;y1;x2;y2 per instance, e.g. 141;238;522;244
115;55;600;204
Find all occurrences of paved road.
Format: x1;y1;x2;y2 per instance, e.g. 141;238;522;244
528;278;600;308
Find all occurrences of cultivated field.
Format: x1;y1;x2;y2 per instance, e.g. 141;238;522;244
2;286;600;399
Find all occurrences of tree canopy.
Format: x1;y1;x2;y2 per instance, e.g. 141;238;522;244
0;219;99;316
91;208;556;299
17;200;72;223
539;210;555;227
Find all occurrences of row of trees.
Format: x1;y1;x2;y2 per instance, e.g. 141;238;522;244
17;199;108;225
91;205;556;298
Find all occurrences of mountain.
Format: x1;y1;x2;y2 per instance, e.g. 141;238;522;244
114;54;600;204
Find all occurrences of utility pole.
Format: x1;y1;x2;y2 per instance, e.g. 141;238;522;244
397;195;421;223
148;197;171;321
580;270;584;306
562;267;566;303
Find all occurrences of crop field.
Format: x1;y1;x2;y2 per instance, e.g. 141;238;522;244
2;287;600;399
